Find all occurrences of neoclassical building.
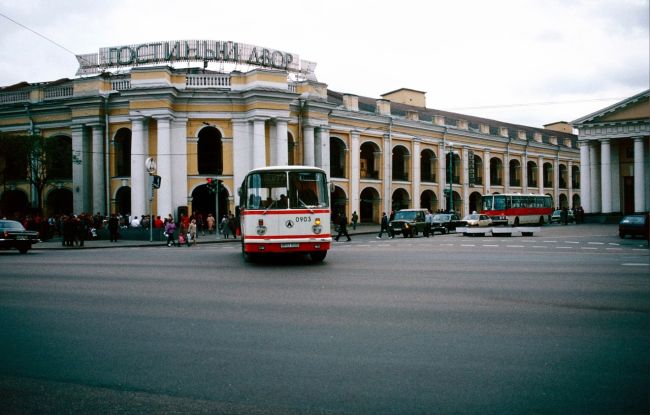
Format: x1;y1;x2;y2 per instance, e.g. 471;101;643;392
573;90;650;215
0;40;581;222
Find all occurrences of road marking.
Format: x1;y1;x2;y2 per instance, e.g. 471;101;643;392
532;246;546;248
440;243;455;246
358;244;371;247
565;241;580;244
581;247;598;250
483;244;499;247
588;242;604;245
605;248;623;251
506;245;525;248
543;240;558;243
608;243;620;246
622;263;649;267
461;244;475;247
556;246;573;249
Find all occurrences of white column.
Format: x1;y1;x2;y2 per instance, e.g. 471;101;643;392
537;156;544;196
130;116;147;220
589;143;601;212
232;120;251;206
155;116;173;218
504;150;510;194
171;117;188;215
317;126;330;179
71;125;88;214
439;145;447;201
383;134;391;214
633;136;646;213
275;119;289;166
522;152;528;193
483;149;490;194
553;157;560;207
269;123;278;166
350;130;360;218
303;125;315;166
600;139;612;213
91;125;105;215
252;118;266;169
579;141;591;213
412;138;421;209
567;160;573;207
462;146;469;215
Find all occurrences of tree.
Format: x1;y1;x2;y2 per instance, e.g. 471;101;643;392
0;132;80;214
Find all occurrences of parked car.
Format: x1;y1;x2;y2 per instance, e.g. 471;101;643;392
430;213;466;234
389;209;428;238
0;219;40;254
489;214;509;227
550;209;575;224
462;214;492;227
619;214;649;239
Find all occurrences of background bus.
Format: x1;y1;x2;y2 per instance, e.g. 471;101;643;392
481;193;553;226
239;166;331;262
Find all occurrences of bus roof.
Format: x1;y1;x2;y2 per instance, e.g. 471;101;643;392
246;165;326;174
483;193;551;197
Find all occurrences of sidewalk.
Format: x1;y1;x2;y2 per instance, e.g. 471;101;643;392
34;224;382;250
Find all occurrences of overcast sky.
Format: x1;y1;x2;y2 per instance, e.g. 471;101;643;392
0;0;648;128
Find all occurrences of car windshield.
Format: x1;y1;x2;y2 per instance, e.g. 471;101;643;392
622;216;644;224
432;214;449;221
0;220;26;231
394;211;418;221
463;214;479;221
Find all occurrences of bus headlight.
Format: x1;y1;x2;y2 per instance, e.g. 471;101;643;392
256;225;267;235
312;224;322;234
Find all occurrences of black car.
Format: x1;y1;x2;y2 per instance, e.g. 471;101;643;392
430;213;466;235
389;209;428;238
619;214;649;239
0;219;40;253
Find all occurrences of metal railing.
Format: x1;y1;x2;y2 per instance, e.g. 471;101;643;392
0;90;29;104
186;74;231;88
44;85;73;99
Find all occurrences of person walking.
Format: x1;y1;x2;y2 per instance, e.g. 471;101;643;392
164;218;177;246
221;215;230;239
187;218;197;246
424;209;434;237
351;211;358;230
334;212;351;242
206;213;215;234
377;212;392;239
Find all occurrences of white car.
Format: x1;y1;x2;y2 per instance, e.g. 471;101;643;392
462;214;492;227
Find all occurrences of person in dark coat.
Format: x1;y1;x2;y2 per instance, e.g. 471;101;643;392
108;214;119;242
334;213;351;242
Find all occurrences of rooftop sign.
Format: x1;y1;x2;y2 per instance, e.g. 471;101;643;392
76;40;316;78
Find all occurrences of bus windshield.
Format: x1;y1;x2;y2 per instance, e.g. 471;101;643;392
244;170;329;209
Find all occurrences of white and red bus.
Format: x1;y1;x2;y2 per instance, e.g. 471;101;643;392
481;193;553;226
239;166;331;262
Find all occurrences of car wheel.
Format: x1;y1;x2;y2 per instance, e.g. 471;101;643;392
18;247;29;254
310;251;327;263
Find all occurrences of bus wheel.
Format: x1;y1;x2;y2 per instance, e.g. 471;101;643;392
242;242;255;262
539;216;545;226
310;251;327;263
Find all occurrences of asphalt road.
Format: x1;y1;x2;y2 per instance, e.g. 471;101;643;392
1;227;649;414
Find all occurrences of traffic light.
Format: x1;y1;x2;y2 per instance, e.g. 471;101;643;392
206;177;219;194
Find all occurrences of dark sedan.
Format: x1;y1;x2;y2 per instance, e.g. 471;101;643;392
0;220;40;253
619;214;649;239
430;213;466;235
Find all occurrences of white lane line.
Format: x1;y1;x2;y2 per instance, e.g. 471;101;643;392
556;246;573;249
543;240;558;243
622;263;649;267
608;243;620;246
506;245;525;248
588;242;605;245
532;246;546;248
565;241;580;244
605;248;623;251
581;247;598;250
483;244;499;247
461;244;475;247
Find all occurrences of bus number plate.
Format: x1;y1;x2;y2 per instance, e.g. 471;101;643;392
281;243;299;248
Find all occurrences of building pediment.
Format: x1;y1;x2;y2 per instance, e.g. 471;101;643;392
572;89;649;126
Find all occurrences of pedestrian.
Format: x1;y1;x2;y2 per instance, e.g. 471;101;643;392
108;213;119;242
228;213;237;238
424;209;434;237
377;212;392;238
221;215;230;239
334;212;351;242
164;218;177;246
351;211;358;230
206;213;215;234
561;206;569;225
188;218;197;246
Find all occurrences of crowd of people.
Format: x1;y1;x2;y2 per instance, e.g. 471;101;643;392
0;210;241;247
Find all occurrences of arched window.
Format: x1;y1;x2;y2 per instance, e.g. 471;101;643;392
360;142;380;179
472;155;483;185
509;159;521;187
527;161;538;187
490;157;503;186
392;146;410;181
572;165;580;188
47;135;72;179
198;126;223;175
114;128;131;177
420;149;436;182
330;137;347;178
446;152;461;184
543;162;553;188
559;164;568;188
288;133;296;165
